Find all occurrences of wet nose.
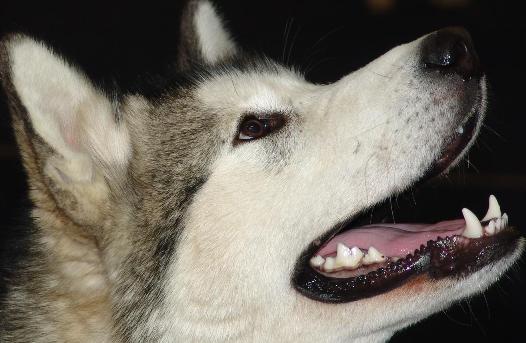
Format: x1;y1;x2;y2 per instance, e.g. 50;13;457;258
421;27;481;80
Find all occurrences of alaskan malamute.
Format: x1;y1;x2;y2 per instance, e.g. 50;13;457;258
0;1;523;342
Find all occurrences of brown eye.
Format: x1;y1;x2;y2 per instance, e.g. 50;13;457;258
240;119;265;139
236;114;285;143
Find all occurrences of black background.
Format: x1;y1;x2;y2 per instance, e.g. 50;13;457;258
0;1;525;341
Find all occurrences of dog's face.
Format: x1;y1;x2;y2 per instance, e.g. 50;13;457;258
0;1;523;342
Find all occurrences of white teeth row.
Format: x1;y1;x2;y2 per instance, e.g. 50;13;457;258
462;195;509;239
311;195;509;272
310;243;387;272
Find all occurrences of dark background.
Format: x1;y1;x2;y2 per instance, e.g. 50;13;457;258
0;0;524;341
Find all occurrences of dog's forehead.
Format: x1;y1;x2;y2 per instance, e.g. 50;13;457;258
194;66;311;114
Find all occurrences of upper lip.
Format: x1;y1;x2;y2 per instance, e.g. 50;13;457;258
300;109;483;265
425;111;479;178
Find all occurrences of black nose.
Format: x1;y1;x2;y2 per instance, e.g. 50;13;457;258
421;27;481;80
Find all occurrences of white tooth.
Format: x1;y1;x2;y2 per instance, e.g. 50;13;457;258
462;208;483;238
336;245;364;269
336;243;352;258
484;220;496;236
482;195;502;221
362;246;387;265
456;126;464;134
502;213;508;228
347;247;364;269
323;257;336;272
335;243;352;268
310;255;325;268
495;218;502;232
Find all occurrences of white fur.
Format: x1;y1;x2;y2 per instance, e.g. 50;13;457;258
6;8;521;343
152;33;523;342
194;1;238;64
9;38;131;182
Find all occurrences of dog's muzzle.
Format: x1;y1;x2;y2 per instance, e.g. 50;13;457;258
291;27;523;303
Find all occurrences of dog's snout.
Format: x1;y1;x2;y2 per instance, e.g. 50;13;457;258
421;27;481;80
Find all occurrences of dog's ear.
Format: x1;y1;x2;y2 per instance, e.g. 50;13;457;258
0;35;131;226
177;0;239;69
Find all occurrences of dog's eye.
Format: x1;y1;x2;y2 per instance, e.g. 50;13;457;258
236;115;285;143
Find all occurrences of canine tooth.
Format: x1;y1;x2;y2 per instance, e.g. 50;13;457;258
456;126;464;134
495;218;502;232
482;195;502;221
362;246;387;265
502;213;508;228
323;257;336;272
484;220;496;236
461;208;483;238
310;255;325;268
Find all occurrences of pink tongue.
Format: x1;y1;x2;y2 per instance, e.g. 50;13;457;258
316;219;466;258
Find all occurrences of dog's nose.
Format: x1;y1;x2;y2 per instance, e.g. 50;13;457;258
421;27;481;80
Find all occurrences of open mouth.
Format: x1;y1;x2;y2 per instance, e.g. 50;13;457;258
292;111;522;303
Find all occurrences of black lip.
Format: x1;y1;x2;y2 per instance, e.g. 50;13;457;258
425;111;479;179
292;228;521;303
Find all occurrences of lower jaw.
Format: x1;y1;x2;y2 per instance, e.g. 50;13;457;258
292;227;521;303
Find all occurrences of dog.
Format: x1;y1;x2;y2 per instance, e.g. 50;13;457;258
0;1;523;342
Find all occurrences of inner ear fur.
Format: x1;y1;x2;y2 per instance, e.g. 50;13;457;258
0;34;131;226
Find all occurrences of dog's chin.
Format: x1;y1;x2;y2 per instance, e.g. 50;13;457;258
292;100;523;304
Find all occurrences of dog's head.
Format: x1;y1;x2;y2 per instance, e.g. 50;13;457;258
0;1;523;342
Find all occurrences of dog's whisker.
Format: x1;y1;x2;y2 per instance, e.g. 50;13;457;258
441;310;467;327
303;57;339;76
307;26;345;58
481;123;507;141
286;21;302;66
282;18;296;65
